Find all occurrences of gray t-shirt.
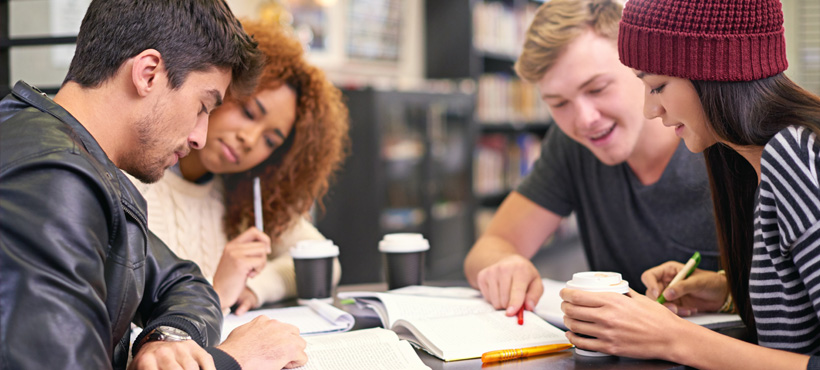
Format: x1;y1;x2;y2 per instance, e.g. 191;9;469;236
517;127;719;292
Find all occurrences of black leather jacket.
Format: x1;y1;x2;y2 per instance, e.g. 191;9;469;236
0;82;237;369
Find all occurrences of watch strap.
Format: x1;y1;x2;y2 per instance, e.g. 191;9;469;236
132;319;202;358
135;326;191;353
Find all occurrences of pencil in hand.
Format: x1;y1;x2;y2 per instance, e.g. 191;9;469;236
657;251;701;304
253;176;263;231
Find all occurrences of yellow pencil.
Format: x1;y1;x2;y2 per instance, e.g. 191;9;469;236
481;343;573;363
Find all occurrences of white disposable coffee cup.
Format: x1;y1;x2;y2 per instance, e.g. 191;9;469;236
566;271;629;357
379;234;430;290
290;240;339;304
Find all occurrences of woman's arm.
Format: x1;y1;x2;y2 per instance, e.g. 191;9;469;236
560;288;810;370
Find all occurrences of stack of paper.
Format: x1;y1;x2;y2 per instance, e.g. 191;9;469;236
221;299;354;342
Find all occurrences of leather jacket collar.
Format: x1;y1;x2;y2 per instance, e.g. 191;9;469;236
8;81;149;224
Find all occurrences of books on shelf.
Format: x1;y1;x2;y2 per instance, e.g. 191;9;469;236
472;2;537;58
476;74;551;124
221;299;354;342
292;328;430;370
346;0;401;61
338;288;569;361
473;133;542;196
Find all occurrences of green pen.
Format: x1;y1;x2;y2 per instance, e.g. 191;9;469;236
657;251;701;304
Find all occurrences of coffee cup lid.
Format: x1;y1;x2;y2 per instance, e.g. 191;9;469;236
378;238;429;253
382;233;425;241
566;271;629;293
290;239;339;259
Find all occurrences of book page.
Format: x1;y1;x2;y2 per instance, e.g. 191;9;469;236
292;328;430;370
340;292;496;328
305;299;355;329
395;311;568;361
221;301;353;342
389;285;482;299
534;278;568;329
534;278;742;330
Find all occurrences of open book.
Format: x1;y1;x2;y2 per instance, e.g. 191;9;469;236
534;278;743;330
338;290;569;361
291;328;430;370
221;299;354;342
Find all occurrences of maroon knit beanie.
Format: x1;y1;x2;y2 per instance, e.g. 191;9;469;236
618;0;788;82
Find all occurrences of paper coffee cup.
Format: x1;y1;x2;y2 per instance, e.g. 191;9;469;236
566;271;629;357
290;240;339;304
566;271;629;293
378;235;430;253
379;234;429;290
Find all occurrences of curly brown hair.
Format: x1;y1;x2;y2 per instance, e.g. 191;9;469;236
222;20;350;241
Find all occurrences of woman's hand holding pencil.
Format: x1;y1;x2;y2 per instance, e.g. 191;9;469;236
213;227;272;313
641;257;730;316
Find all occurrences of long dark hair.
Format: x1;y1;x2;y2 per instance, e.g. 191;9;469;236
695;73;820;334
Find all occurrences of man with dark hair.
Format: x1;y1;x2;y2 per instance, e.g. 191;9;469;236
0;1;306;369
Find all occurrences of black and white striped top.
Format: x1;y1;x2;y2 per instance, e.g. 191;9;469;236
751;125;820;356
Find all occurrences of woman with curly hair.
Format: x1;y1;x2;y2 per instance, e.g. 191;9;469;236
131;20;349;315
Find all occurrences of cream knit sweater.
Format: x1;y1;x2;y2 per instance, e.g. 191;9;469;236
128;169;340;306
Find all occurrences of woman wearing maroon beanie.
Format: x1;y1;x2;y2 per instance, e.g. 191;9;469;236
560;0;820;368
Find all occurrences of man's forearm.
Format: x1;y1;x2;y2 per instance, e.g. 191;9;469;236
134;232;223;347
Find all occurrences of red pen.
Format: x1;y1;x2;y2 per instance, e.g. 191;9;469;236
517;308;524;325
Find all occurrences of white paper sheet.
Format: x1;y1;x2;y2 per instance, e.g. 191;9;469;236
221;299;354;342
292;328;430;370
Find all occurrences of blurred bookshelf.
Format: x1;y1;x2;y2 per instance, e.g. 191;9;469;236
345;0;401;61
475;73;550;125
473;131;543;205
317;87;476;284
425;0;554;239
425;0;539;80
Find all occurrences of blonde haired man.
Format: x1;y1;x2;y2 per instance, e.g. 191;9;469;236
464;0;720;317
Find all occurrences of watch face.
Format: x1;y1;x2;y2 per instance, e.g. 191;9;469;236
157;326;191;341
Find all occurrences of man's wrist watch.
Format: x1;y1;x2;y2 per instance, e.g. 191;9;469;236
139;325;192;348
